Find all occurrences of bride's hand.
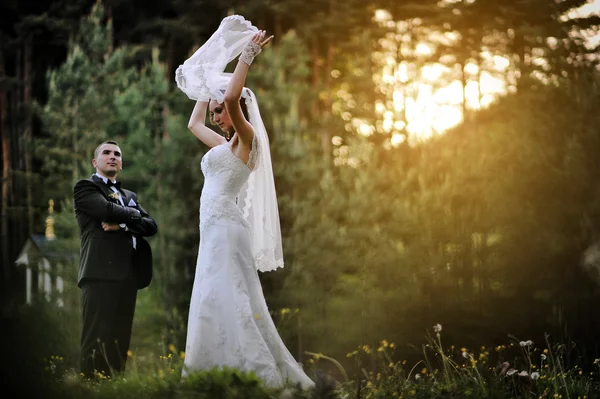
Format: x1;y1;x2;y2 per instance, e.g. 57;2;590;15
239;31;272;66
252;30;274;49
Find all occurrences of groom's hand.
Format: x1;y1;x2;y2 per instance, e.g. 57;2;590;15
101;222;121;232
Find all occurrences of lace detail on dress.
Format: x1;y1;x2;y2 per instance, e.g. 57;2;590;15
199;144;252;232
255;252;285;272
215;325;226;347
200;196;249;232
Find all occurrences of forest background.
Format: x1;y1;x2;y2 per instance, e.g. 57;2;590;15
2;0;600;395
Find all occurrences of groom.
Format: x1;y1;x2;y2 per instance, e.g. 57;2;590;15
73;140;157;378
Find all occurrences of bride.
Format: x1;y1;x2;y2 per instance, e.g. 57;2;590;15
175;17;315;389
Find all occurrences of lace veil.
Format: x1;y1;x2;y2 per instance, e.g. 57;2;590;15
175;16;284;272
175;15;257;102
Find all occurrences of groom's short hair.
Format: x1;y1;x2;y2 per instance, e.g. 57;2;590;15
94;140;120;159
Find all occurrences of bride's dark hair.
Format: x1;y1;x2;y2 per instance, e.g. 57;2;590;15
210;96;249;141
239;97;249;124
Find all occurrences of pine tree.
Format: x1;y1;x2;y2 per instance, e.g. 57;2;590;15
38;2;139;200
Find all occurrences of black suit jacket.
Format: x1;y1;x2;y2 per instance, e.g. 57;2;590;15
73;175;158;289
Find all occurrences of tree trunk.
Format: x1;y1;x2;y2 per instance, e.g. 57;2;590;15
514;29;528;92
165;41;174;89
395;30;407;133
0;49;11;297
106;3;113;53
274;13;282;41
23;35;34;233
476;53;483;110
12;48;24;273
473;44;483;132
310;36;333;157
72;100;80;186
321;40;334;157
310;37;320;118
296;311;303;363
159;103;169;292
460;60;468;126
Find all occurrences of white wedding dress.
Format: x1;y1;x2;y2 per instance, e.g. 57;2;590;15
182;137;314;389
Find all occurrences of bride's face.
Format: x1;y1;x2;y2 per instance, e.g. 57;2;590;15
209;100;233;134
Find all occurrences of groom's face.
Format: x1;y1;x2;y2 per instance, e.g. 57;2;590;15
93;143;122;178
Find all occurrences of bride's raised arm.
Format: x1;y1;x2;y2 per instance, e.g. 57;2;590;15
223;30;273;145
187;100;227;148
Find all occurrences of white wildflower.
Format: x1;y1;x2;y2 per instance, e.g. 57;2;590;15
433;324;442;333
531;372;540;380
415;374;421;380
519;340;533;347
462;351;469;359
541;354;547;361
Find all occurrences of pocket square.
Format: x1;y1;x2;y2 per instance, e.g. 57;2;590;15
127;199;137;207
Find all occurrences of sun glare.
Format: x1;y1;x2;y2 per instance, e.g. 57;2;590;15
370;14;510;144
362;1;600;145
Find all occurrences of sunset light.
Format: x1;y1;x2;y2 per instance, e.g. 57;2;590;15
363;1;600;145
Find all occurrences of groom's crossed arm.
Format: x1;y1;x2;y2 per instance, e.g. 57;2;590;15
74;180;142;224
121;191;157;237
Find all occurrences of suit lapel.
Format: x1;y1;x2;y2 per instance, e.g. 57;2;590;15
120;189;129;207
90;175;120;203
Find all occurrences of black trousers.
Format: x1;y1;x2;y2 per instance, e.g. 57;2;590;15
80;274;137;378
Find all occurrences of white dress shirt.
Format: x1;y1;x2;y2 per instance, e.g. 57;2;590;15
95;173;137;249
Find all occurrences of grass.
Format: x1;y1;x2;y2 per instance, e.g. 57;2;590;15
4;303;600;399
326;326;600;399
30;327;600;399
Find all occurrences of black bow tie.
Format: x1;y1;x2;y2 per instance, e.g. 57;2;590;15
106;180;121;189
